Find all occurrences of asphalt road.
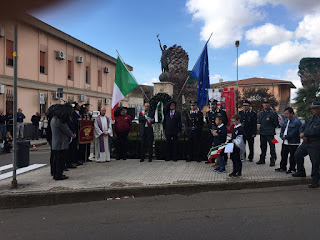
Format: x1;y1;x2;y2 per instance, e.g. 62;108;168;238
0;185;319;240
0;145;50;168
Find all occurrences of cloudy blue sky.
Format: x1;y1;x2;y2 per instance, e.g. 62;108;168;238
31;0;320;99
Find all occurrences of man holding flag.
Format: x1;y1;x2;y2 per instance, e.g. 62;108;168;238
111;55;138;118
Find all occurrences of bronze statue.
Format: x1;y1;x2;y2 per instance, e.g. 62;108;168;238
157;34;170;73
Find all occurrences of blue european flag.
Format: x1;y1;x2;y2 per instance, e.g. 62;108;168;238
190;44;210;110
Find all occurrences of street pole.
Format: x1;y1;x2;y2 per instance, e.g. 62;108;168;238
12;24;18;189
235;40;240;113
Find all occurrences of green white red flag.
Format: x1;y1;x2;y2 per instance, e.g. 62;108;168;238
111;56;138;117
272;136;283;144
207;144;227;163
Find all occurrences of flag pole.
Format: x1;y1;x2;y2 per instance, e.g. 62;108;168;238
176;33;213;101
116;50;150;102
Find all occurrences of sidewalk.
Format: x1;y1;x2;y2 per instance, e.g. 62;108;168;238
0;134;314;209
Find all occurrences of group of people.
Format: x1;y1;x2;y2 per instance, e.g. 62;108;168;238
138;98;320;188
26;96;320;188
0;108;48;143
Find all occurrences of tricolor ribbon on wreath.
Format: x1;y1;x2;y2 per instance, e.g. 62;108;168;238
154;101;164;123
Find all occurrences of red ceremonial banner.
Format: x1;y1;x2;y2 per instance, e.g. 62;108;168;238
79;120;95;144
220;88;235;133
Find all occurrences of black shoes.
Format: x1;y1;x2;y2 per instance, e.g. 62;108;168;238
66;164;77;169
256;161;265;165
292;172;306;177
77;161;83;166
275;168;286;172
148;159;152;162
248;159;253;162
308;183;320;188
286;169;295;174
140;159;144;162
54;175;69;181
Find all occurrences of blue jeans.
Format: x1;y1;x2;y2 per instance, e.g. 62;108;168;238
217;154;225;170
0;123;5;140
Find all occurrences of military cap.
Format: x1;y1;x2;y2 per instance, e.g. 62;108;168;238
190;100;197;105
242;100;251;106
209;99;218;104
71;101;78;108
263;99;270;104
310;101;320;108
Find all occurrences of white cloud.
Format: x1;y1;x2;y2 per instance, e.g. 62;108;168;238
142;77;159;86
186;0;320;49
186;0;265;48
238;50;261;67
296;13;320;44
284;68;302;102
210;74;222;83
245;23;293;45
264;41;320;65
270;0;320;13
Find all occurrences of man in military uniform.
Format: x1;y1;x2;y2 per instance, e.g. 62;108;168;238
186;101;203;162
292;101;320;188
206;99;228;131
239;100;257;162
257;99;279;166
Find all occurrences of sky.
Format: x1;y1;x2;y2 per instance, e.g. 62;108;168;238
31;0;320;101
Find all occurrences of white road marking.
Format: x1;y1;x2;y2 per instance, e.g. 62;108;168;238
0;164;47;180
0;164;13;172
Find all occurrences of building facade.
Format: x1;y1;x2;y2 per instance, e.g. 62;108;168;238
211;77;296;113
0;14;132;122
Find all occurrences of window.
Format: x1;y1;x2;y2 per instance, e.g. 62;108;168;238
98;70;102;87
6;40;13;66
86;66;90;84
68;60;72;80
40;51;45;73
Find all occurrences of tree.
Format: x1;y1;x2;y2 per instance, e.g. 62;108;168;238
294;84;320;119
298;58;320;87
240;87;279;112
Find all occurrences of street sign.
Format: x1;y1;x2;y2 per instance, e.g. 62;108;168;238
40;92;45;105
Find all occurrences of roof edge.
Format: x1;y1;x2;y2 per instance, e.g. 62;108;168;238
18;14;133;71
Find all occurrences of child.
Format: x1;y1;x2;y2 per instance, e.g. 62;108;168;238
228;114;244;177
4;131;13;153
211;115;227;173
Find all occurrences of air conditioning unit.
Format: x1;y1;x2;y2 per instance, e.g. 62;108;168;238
104;67;109;73
79;95;87;102
75;56;83;63
56;51;66;60
53;92;60;99
0;27;4;38
0;85;4;94
104;98;110;105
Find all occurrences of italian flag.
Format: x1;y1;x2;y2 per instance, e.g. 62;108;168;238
111;56;138;118
272;136;283;144
207;144;227;163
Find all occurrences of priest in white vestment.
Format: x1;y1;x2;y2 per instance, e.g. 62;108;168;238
94;107;113;162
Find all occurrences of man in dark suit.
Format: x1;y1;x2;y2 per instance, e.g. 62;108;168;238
239;100;257;162
163;101;182;161
139;103;155;162
71;102;82;166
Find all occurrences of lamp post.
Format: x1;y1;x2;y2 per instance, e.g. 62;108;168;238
235;40;240;113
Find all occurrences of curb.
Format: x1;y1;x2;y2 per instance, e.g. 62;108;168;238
0;178;310;210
